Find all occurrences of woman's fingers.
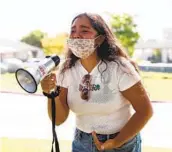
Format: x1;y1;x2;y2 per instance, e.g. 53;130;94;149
41;73;57;93
92;131;103;151
44;73;56;81
92;132;119;151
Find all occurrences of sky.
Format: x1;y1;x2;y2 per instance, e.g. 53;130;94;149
0;0;172;41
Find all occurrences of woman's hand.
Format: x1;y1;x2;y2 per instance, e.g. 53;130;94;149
41;73;56;94
92;131;122;151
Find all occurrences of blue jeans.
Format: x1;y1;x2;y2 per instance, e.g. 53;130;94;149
72;128;142;152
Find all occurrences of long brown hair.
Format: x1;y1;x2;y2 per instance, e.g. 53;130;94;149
61;13;139;75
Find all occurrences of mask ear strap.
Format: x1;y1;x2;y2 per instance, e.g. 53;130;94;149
94;44;100;50
95;35;105;48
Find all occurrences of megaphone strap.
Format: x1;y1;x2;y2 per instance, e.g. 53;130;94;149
51;95;60;152
43;86;60;152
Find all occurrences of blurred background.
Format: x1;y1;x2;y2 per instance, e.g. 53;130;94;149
0;0;172;151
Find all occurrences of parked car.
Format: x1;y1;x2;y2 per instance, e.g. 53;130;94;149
0;62;8;74
3;58;23;73
23;58;42;68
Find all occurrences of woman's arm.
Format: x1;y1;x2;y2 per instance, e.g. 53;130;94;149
41;73;70;126
114;81;153;146
47;87;69;126
92;80;153;151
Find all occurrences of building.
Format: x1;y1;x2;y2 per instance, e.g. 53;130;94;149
0;38;44;62
163;28;172;40
133;39;172;63
0;38;45;74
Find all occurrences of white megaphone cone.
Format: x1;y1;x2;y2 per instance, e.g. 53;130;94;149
15;55;60;93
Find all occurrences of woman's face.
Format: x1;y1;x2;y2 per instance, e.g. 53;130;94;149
70;16;98;39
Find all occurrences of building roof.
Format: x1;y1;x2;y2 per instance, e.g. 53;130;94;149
135;39;172;49
0;38;44;53
0;46;17;53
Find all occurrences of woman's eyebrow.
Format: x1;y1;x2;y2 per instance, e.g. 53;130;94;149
71;25;91;29
80;25;91;29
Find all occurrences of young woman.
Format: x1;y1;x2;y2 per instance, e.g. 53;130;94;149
41;13;153;152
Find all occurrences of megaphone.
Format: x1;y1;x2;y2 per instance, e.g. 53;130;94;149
15;55;60;94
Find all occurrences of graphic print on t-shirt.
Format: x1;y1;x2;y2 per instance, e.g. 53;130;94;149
77;64;117;103
79;83;101;91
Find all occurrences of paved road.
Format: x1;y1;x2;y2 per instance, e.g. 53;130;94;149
0;92;172;148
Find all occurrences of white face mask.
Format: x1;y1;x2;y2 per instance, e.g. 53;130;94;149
67;36;99;59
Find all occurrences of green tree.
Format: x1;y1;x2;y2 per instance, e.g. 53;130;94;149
41;33;68;56
21;30;47;48
110;13;140;56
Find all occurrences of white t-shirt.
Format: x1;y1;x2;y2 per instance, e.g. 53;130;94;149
56;57;141;134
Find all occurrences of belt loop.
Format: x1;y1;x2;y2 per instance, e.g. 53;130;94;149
79;130;82;139
107;134;110;140
76;128;82;140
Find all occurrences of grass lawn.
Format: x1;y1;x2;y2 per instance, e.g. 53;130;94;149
140;72;172;101
0;138;172;152
141;78;172;101
0;72;172;101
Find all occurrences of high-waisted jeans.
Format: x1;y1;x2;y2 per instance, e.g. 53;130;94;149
72;128;142;152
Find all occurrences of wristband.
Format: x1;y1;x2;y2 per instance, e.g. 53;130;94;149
43;86;60;98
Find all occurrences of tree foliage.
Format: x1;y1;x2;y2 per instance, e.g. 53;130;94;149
110;13;140;56
21;30;47;48
21;30;68;56
41;33;68;56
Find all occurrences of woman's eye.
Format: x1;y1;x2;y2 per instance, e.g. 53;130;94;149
71;30;75;34
82;30;88;33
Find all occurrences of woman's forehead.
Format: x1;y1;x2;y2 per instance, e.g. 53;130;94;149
71;16;92;28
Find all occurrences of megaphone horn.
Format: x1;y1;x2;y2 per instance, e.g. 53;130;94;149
15;55;60;93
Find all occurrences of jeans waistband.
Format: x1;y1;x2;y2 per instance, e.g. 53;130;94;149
75;128;119;140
